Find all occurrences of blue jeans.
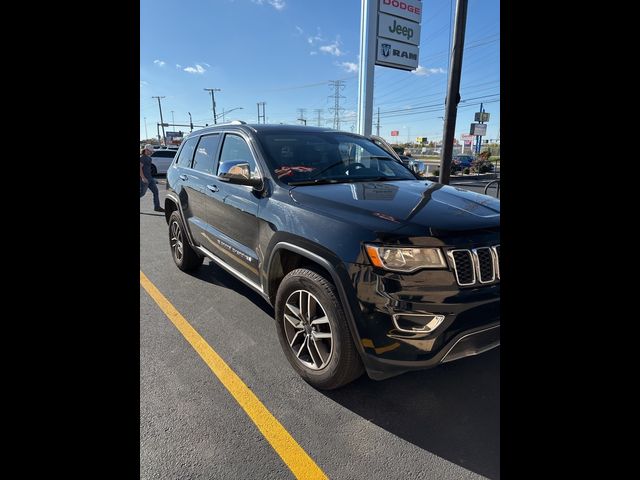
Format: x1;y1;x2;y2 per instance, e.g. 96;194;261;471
140;177;161;209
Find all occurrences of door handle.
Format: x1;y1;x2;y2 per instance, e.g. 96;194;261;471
179;174;188;181
206;184;219;193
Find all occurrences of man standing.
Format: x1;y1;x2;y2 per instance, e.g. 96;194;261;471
140;144;164;212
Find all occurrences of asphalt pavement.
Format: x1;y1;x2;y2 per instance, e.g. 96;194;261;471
140;180;500;479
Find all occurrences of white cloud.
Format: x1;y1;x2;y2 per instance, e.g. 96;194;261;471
140;81;148;87
307;28;323;45
202;62;211;67
339;61;358;73
412;66;446;76
252;0;285;10
320;40;343;57
175;64;182;69
183;64;206;74
295;26;303;35
153;59;166;67
310;51;317;55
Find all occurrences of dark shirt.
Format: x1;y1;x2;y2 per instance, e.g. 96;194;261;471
140;154;153;179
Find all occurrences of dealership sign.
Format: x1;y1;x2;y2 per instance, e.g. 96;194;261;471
375;0;423;71
391;130;399;136
379;0;422;23
377;38;419;70
378;12;421;46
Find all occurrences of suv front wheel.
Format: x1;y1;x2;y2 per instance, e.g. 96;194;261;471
275;268;363;390
168;211;203;271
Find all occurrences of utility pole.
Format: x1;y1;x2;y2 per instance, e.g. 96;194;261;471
476;102;484;154
152;96;166;145
156;123;160;143
314;109;323;127
204;88;221;124
188;112;193;132
375;107;380;136
257;102;266;124
329;80;346;130
144;117;148;139
297;108;307;126
170;111;175;132
439;0;469;185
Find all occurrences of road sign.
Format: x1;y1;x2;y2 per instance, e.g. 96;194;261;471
474;112;490;122
470;123;487;136
377;12;421;46
461;134;474;141
391;130;399;136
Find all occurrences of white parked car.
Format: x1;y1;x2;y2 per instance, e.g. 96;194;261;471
149;149;177;175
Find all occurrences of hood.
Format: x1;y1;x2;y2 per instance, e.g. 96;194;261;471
289;180;500;235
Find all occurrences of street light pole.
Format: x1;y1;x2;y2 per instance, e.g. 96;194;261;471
215;107;243;123
152;96;166;145
188;112;193;132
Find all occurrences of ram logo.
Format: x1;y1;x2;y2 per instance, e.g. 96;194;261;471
381;43;391;57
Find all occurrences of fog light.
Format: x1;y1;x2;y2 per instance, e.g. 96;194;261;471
392;313;446;333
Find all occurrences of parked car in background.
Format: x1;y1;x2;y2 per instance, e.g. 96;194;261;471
372;137;427;177
150;149;177;176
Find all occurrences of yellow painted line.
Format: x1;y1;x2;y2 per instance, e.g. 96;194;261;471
140;271;328;480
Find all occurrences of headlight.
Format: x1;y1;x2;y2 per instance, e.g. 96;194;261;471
365;244;447;272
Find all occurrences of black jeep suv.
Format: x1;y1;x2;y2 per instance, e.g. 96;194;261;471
164;123;500;389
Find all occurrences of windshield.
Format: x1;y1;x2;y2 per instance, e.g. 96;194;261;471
255;132;416;185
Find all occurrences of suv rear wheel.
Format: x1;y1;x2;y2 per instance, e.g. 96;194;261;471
168;211;203;271
275;268;363;390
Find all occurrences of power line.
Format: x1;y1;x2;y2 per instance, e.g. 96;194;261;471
257;102;266;124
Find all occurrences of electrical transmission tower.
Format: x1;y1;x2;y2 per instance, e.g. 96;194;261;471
314;109;324;127
328;80;346;130
297;108;307;125
257;102;266;124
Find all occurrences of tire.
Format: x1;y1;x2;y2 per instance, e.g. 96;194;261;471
150;164;158;176
275;268;363;390
168;211;203;271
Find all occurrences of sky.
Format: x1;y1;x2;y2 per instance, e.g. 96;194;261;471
140;0;499;144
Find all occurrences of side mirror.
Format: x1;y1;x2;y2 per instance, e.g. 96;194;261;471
218;160;263;189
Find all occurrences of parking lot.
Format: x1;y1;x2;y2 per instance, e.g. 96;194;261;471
140;180;500;480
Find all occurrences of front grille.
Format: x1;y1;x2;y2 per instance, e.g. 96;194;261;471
448;245;500;287
450;250;475;285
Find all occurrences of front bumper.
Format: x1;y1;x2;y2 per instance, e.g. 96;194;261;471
362;323;500;380
344;263;500;380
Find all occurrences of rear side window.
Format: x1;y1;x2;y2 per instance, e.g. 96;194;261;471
192;134;221;174
176;137;198;167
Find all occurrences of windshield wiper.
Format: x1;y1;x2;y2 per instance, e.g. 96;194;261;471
288;178;351;186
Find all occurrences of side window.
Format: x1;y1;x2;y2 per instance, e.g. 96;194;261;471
217;134;259;179
175;137;198;167
192;134;221;174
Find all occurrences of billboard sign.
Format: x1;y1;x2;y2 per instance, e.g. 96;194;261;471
391;130;399;136
474;112;490;122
